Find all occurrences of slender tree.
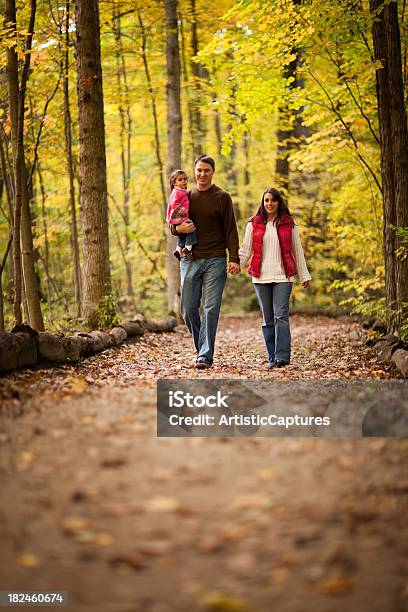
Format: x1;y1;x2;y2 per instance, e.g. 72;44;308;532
164;0;182;316
113;4;134;301
138;13;167;210
5;0;44;330
190;0;207;156
64;0;82;318
74;0;114;328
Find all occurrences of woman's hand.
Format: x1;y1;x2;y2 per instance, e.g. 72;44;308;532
302;281;310;289
177;220;196;234
228;262;241;275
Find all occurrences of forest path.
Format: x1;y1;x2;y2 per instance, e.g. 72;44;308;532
0;315;407;612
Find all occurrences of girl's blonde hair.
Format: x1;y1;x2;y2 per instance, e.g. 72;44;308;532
170;169;187;190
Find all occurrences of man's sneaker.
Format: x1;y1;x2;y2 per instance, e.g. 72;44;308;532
274;359;290;368
195;357;213;369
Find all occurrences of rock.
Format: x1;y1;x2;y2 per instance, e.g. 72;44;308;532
72;333;94;356
372;334;402;364
110;326;127;345
0;332;38;373
11;323;39;337
377;343;400;364
381;333;400;345
38;332;81;362
362;317;376;329
118;321;144;337
372;320;387;334
391;349;408;378
133;314;177;333
89;330;113;351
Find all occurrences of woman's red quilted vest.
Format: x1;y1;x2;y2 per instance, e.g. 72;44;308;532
247;214;297;279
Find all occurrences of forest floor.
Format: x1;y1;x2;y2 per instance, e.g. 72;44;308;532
0;314;407;612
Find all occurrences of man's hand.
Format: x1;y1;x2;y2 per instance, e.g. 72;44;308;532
176;220;196;234
228;262;241;275
302;281;310;289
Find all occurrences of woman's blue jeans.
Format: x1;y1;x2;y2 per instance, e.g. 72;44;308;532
254;282;292;363
180;257;227;361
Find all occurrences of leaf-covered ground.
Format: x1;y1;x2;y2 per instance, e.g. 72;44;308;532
0;315;407;612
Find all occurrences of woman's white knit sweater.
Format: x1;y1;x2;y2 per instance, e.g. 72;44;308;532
239;221;311;284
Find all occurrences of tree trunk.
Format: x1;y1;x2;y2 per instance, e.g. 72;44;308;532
275;52;302;195
139;13;167;209
190;0;206;156
64;0;82;318
5;0;22;325
384;2;408;331
164;0;182;316
37;162;52;323
6;0;44;330
75;0;113;328
113;5;134;301
371;0;408;335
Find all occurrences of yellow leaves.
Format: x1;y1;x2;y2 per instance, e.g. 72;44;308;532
319;573;354;595
93;532;114;547
81;415;95;425
61;516;91;536
61;516;113;547
200;591;250;612
231;493;271;509
16;552;41;567
17;451;35;471
65;376;88;396
19;451;35;463
255;467;274;480
143;496;180;513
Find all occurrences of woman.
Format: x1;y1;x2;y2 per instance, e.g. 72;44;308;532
239;188;311;367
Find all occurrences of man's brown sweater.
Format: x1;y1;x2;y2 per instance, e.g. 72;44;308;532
171;184;239;263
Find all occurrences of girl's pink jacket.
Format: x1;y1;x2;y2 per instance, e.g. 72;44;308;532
166;186;190;224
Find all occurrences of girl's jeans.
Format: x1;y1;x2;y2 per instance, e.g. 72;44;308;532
177;230;197;249
254;281;292;363
180;256;227;361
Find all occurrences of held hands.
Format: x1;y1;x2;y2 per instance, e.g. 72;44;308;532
302;281;310;289
177;220;196;234
228;262;241;275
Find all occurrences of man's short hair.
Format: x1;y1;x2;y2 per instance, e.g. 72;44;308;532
194;155;215;170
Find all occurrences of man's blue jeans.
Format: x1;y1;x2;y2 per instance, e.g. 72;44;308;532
180;257;227;362
254;282;293;363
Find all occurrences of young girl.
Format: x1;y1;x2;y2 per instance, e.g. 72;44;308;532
166;169;197;260
239;188;311;367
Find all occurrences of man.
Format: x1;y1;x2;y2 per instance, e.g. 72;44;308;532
171;155;240;369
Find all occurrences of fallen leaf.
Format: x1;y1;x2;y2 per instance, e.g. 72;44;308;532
109;551;146;571
61;516;92;535
200;591;250;611
255;467;274;480
100;457;127;468
319;574;354;595
94;532;113;547
81;415;95;425
66;376;87;395
143;496;180;513
16;552;40;567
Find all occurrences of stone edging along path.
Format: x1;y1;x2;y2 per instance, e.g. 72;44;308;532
363;319;408;378
0;314;177;375
1;313;407;378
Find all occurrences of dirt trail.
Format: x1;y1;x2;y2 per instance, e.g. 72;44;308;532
0;315;407;611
